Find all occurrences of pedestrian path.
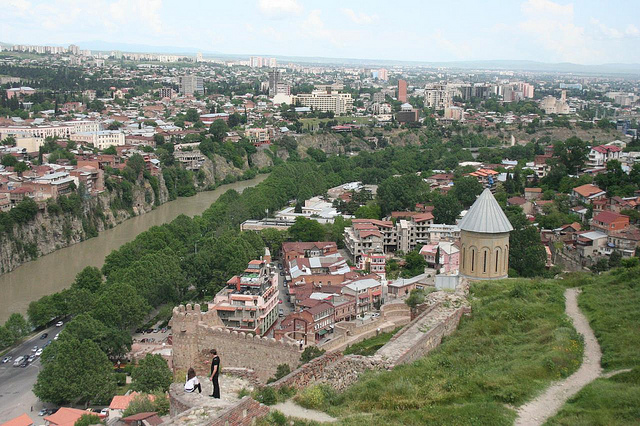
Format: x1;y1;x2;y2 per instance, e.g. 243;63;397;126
272;400;337;423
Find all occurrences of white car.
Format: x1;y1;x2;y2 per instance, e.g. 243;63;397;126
100;408;109;417
35;348;43;357
53;333;60;340
55;321;64;327
31;345;38;352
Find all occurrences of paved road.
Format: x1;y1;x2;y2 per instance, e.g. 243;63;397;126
0;324;63;423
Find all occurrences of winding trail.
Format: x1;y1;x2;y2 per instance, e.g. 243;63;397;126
272;400;337;423
515;288;602;426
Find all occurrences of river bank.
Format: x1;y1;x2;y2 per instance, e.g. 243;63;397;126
0;173;268;323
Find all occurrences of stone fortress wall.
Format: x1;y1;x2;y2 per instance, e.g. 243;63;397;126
170;304;302;382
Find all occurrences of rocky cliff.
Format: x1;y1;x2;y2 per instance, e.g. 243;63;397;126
0;174;169;275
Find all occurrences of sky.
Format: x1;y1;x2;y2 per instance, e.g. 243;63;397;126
2;0;640;65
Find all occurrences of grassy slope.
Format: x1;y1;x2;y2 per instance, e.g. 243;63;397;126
322;279;583;425
547;267;640;425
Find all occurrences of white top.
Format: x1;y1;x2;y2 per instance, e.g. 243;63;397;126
184;376;200;392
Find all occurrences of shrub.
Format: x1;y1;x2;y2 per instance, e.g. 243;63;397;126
300;346;325;364
253;387;277;405
74;414;103;426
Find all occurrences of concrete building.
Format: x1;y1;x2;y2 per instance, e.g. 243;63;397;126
587;144;622;168
444;106;464;121
159;87;174;99
179;75;204;96
268;69;280;96
397;79;407;103
539;90;570;114
459;189;513;279
424;84;455;110
291;91;353;114
209;257;279;336
70;130;125;149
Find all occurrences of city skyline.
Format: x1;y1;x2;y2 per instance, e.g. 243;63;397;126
2;0;640;66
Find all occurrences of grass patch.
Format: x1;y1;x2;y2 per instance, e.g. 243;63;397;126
576;267;640;371
322;278;583;425
344;327;402;356
546;368;640;425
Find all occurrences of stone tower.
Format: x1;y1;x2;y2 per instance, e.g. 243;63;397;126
458;189;513;279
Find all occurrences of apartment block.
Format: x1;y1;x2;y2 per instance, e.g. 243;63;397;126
209;258;279;336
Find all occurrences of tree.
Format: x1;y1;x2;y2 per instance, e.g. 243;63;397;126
450;176;483;208
553;137;589;175
403;250;427;277
405;288;426;312
14;161;29;174
123;391;169;417
62;313;132;358
185;108;199;123
288;217;326;242
300;346;325;363
71;266;103;293
5;313;29;339
506;206;547;277
432;193;462;225
131;354;172;393
91;282;150;330
75;414;103;426
34;337;116;405
377;174;429;216
153;134;165;146
1;154;18;167
0;326;14;348
209;119;229;142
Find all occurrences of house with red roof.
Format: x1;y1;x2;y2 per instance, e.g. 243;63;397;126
44;407;90;426
1;413;33;426
587;144;622;168
591;211;630;235
572;184;607;203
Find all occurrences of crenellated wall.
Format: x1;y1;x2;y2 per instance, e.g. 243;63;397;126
170;304;302;382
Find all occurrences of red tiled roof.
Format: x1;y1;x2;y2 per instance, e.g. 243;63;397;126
573;184;604;198
593;211;628;225
43;408;87;426
1;414;33;426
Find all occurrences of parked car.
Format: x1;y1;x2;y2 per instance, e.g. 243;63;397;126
40;333;48;339
35;348;43;357
20;358;30;367
13;356;25;367
38;408;48;416
279;271;285;276
28;354;36;362
371;313;380;318
100;408;109;417
53;333;60;340
55;321;64;327
278;308;284;317
2;356;11;363
31;345;38;352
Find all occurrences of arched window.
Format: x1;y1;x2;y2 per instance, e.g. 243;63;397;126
483;250;487;273
462;247;466;270
504;245;509;270
495;248;500;273
471;248;475;272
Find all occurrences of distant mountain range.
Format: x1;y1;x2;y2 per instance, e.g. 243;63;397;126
3;39;640;75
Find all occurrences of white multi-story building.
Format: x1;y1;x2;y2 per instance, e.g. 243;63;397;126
291;91;353;114
70;131;125;150
178;75;204;96
424;84;455;110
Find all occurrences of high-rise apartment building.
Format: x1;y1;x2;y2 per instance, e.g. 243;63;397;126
268;69;280;96
397;79;407;103
424;84;455;110
378;68;388;81
179;75;204;96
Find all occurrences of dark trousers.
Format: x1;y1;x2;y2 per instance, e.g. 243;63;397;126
211;375;220;398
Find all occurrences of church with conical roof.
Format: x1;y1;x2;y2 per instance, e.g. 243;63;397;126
458;188;513;279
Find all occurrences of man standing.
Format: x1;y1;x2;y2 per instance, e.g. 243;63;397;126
209;349;220;399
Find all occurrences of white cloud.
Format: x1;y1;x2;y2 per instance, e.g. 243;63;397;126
626;24;640;37
300;9;344;48
591;18;624;39
432;30;471;59
257;0;302;18
517;0;597;63
341;8;378;25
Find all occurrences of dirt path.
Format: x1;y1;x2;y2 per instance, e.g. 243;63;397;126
272;400;337;423
514;288;602;426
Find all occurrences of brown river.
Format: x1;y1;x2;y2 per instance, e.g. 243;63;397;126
0;174;268;323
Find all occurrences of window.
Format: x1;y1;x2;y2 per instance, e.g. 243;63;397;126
462;247;466;270
495;249;500;273
483;251;487;273
471;249;475;272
